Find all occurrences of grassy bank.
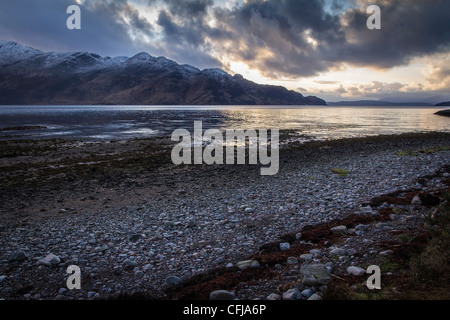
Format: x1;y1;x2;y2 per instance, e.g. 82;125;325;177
404;190;450;299
324;187;450;300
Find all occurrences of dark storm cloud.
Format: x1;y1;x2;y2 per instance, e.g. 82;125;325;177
1;0;449;77
206;0;450;77
153;0;450;76
155;0;224;68
157;0;223;47
126;4;153;32
157;10;181;40
157;9;205;47
156;8;222;69
339;0;450;68
165;0;213;17
208;0;345;77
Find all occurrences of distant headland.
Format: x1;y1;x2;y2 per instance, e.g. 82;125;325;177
435;109;450;117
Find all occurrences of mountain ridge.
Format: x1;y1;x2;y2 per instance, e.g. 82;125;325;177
0;40;326;106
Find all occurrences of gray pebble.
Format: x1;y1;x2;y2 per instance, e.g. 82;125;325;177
282;288;301;300
8;250;27;263
165;276;182;285
209;290;235;300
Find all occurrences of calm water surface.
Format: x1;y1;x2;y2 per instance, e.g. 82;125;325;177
0;105;449;141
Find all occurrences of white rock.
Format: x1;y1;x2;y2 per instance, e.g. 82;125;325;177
300;264;331;286
308;293;322;300
330;225;347;234
329;248;347;257
236;260;260;270
347;266;366;276
379;250;394;256
361;206;375;215
300;253;313;260
267;293;281;300
37;254;61;267
282;288;301;300
411;194;422;205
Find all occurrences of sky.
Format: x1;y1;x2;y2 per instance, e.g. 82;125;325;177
0;0;449;103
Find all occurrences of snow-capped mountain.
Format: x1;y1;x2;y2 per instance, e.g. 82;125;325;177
0;40;42;64
0;40;326;106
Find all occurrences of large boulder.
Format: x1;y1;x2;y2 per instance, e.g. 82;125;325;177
300;263;331;286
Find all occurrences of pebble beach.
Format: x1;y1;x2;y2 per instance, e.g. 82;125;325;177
1;131;450;300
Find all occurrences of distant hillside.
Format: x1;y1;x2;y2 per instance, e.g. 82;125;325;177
0;40;326;106
435;101;450;106
328;100;433;107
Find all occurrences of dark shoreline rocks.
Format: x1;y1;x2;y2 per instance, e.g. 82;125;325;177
435;109;450;117
0;125;47;132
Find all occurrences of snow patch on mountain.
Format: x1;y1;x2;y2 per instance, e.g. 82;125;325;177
202;68;230;79
127;52;153;64
0;40;223;78
0;40;42;64
181;64;201;74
